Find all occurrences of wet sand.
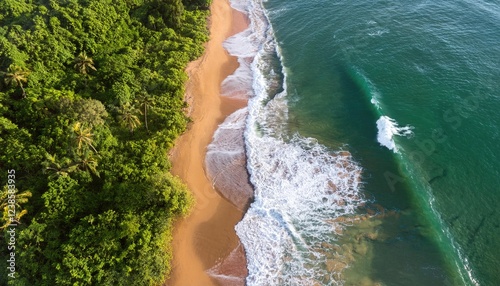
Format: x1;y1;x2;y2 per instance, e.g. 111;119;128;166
166;0;249;285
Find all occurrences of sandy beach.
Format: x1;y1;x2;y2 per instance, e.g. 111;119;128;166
166;0;249;285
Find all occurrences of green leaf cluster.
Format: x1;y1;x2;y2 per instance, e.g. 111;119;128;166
0;0;208;284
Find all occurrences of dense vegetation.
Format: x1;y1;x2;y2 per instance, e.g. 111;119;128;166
0;0;211;285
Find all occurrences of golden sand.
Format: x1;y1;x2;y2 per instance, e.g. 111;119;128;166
166;0;250;285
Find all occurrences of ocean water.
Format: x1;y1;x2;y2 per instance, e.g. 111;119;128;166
217;0;500;285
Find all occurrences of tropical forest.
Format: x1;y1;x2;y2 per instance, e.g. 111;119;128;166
0;0;211;285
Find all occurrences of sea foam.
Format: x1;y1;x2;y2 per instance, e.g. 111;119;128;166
221;28;256;99
221;0;269;100
226;0;366;284
376;115;414;152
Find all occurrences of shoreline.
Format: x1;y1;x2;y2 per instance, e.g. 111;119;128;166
166;0;250;285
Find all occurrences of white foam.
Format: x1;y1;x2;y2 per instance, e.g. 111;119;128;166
225;0;366;284
368;29;389;37
224;28;258;58
237;134;364;285
354;68;382;110
376;115;414;152
370;91;382;109
221;57;254;99
221;16;258;99
221;0;271;100
230;0;251;13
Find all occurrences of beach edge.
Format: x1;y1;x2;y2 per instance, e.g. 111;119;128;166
165;0;249;285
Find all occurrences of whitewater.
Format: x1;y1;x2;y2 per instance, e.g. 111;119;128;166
211;0;368;284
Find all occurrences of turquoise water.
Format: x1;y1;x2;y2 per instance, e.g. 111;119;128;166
259;0;500;285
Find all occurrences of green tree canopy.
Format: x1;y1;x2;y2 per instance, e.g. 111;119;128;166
0;0;208;284
2;64;30;97
73;51;97;75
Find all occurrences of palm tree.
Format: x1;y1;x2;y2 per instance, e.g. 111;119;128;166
73;51;97;75
42;153;77;178
118;103;141;134
135;93;155;131
75;150;100;177
72;122;98;153
3;64;30;98
0;186;32;230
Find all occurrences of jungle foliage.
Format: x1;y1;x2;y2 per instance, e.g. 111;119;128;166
0;0;211;284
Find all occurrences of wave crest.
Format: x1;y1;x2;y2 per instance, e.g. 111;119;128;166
376;115;414;152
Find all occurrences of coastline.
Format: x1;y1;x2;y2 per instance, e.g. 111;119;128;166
166;0;249;285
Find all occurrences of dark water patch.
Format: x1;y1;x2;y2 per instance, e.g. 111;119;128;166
466;210;495;248
372;213;456;285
